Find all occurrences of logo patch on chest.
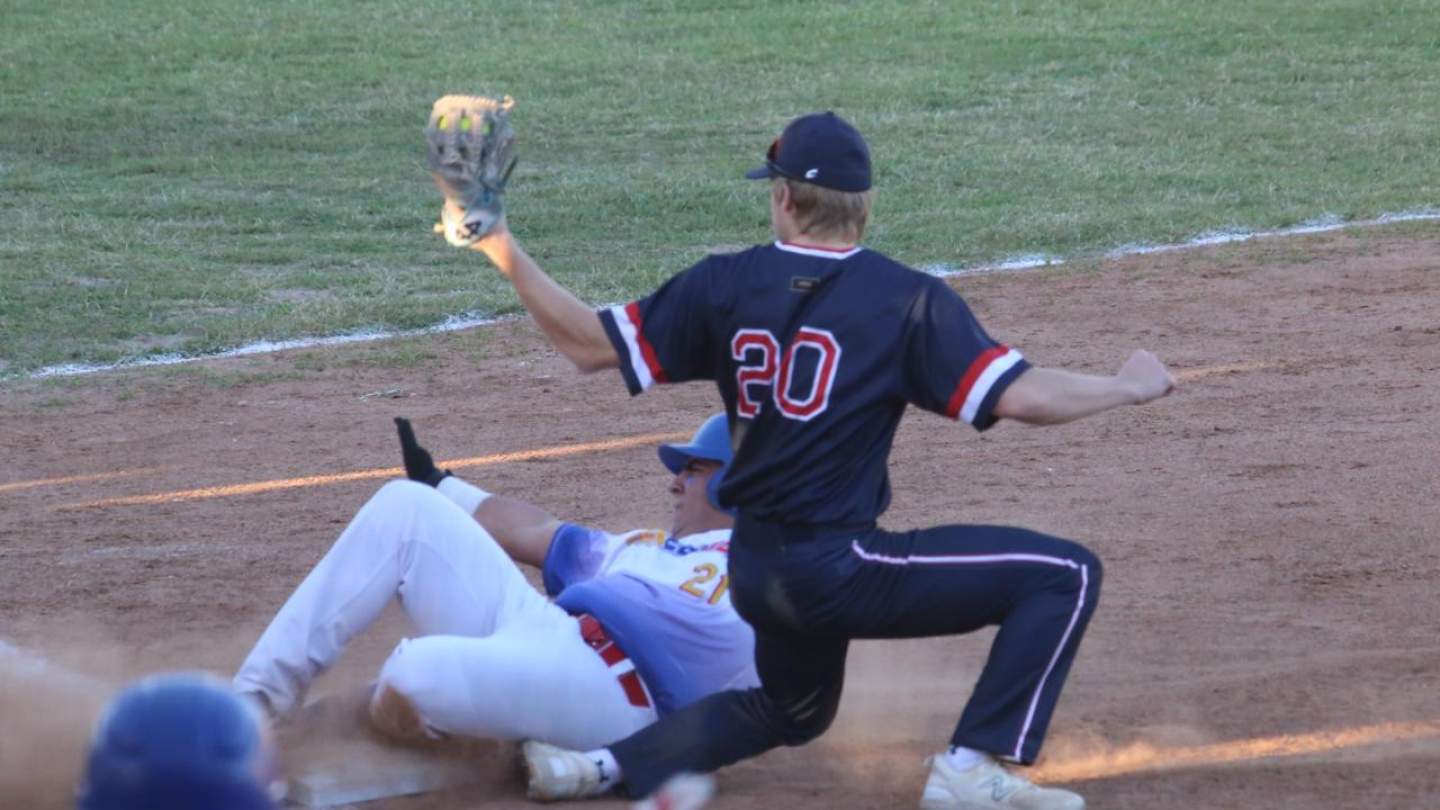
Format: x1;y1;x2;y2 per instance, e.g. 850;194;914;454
790;276;820;293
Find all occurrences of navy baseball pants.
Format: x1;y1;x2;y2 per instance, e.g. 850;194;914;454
610;515;1102;797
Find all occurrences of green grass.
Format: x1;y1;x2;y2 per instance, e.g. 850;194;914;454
288;334;442;372
3;0;1438;376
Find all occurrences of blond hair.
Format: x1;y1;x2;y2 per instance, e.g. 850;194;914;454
782;179;873;242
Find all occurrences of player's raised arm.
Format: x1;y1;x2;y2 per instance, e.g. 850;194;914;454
422;95;618;374
394;417;560;566
993;349;1177;426
469;221;619;374
480;223;718;398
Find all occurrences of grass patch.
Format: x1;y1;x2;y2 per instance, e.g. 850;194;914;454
289;335;442;372
3;0;1438;375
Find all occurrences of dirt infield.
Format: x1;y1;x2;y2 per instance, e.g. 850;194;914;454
2;225;1438;809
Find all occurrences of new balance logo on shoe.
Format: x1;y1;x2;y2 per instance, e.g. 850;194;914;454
980;774;1021;802
919;753;1085;810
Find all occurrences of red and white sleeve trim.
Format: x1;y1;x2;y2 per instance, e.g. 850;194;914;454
608;302;667;390
946;346;1024;424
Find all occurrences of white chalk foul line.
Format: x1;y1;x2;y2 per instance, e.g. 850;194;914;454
28;312;500;380
919;208;1440;277
23;208;1440;380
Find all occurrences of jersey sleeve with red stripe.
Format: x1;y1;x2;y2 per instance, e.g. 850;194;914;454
902;278;1030;431
597;256;721;396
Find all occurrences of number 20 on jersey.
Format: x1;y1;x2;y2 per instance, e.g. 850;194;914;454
731;327;841;421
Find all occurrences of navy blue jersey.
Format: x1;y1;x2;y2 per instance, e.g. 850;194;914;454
598;240;1030;526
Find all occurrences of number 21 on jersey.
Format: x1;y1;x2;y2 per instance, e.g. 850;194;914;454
679;563;730;605
731;327;841;421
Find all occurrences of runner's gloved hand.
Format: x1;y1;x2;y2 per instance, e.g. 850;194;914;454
394;417;451;488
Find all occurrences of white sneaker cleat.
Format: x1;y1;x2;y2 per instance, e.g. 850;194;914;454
632;772;716;810
919;754;1084;810
522;740;605;801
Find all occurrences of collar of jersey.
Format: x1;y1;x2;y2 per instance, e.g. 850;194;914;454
671;528;732;546
774;240;863;259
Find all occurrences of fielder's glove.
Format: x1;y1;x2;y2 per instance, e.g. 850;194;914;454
394;417;450;487
425;94;517;246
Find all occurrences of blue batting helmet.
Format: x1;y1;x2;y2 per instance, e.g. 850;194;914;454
657;413;733;514
77;672;280;810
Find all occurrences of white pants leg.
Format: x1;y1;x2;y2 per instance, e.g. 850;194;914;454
376;615;659;750
234;480;562;715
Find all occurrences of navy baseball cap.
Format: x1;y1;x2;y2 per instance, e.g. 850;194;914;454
745;112;872;192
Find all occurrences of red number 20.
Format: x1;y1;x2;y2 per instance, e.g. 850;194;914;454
730;327;841;421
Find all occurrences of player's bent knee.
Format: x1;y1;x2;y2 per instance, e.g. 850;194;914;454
770;694;841;746
1063;542;1103;610
368;682;429;743
365;480;456;531
1073;544;1102;590
375;478;435;506
777;708;837;746
371;639;446;743
1051;538;1102;585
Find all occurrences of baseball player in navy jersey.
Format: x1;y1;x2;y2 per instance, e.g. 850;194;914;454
461;112;1176;809
232;415;756;790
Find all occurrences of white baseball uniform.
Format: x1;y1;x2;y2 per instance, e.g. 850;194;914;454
233;479;758;751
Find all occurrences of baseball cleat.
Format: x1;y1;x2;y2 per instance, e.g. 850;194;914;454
919;754;1084;810
632;772;716;810
522;740;605;801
